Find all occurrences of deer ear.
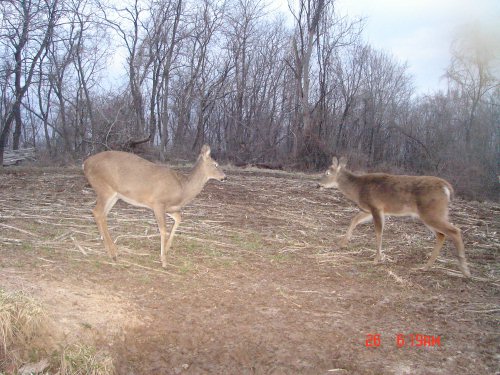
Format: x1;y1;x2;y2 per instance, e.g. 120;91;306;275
339;156;347;168
200;144;211;159
331;157;338;168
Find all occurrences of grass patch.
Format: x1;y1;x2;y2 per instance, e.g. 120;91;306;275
58;344;114;375
177;237;226;259
179;260;194;274
0;290;115;374
137;274;152;284
0;289;52;371
227;232;264;252
21;242;34;252
269;253;293;263
179;238;199;254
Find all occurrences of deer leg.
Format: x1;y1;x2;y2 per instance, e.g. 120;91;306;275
340;211;372;247
421;231;445;271
161;212;182;268
153;205;168;267
448;224;471;277
371;209;385;263
447;225;471;277
93;193;118;260
421;217;471;277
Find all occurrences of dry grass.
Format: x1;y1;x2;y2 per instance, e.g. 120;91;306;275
0;289;114;375
0;289;51;370
59;344;115;375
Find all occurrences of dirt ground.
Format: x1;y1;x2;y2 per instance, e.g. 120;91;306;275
0;165;499;375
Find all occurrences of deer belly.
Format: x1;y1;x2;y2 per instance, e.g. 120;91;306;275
386;207;419;218
117;193;151;209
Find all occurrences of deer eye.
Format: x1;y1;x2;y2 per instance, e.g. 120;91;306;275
325;171;330;175
214;162;218;168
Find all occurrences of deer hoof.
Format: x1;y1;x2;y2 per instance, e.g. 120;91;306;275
416;265;431;272
338;238;348;248
459;264;471;278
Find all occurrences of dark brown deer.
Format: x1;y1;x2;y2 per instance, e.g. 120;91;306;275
83;145;226;267
318;157;471;277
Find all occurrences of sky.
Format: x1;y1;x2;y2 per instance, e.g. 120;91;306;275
334;0;500;94
106;0;500;95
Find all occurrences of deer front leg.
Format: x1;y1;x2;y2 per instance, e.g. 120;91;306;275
153;205;168;267
93;194;118;260
162;212;182;267
339;211;372;248
371;208;385;263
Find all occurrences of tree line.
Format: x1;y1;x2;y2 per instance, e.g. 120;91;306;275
0;0;498;200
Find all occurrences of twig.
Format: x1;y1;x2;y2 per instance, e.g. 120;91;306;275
277;287;302;308
433;266;498;283
0;237;23;243
71;236;88;256
386;270;407;284
464;309;500;314
0;223;37;237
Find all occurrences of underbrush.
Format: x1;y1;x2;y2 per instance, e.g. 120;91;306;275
0;289;114;375
58;344;115;375
0;289;50;371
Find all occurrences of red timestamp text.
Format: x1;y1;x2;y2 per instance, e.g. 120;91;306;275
396;333;441;348
365;333;441;348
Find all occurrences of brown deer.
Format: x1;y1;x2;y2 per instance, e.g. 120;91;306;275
318;157;471;277
83;145;226;268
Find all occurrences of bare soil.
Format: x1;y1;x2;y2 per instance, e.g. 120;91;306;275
0;166;499;375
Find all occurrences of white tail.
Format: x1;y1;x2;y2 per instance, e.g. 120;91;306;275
83;145;226;267
318;157;471;277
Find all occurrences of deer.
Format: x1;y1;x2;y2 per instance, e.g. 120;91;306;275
83;145;226;268
318;157;471;277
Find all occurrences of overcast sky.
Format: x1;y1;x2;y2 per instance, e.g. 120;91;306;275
334;0;500;94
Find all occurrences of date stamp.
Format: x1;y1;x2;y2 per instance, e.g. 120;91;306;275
365;333;441;348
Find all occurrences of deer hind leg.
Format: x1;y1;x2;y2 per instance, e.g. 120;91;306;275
340;211;373;247
421;231;446;271
93;192;118;260
446;225;471;277
371;208;385;263
421;216;471;277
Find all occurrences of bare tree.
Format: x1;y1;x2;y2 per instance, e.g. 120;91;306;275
446;23;500;154
332;43;367;151
98;0;151;138
358;47;413;165
287;0;328;159
171;0;223;153
0;0;59;166
222;0;267;161
71;0;109;154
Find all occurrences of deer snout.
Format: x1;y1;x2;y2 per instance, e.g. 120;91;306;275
316;183;324;191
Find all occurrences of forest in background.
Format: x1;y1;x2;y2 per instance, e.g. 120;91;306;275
0;0;498;200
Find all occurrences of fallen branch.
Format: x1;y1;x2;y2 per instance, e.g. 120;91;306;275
0;223;37;237
71;237;88;256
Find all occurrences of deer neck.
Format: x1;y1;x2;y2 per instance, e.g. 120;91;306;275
337;168;361;203
179;160;209;205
